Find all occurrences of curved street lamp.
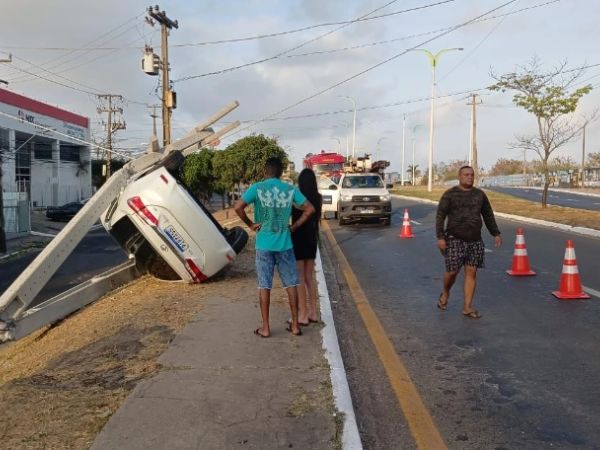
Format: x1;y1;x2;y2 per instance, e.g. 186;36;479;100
411;47;463;191
339;95;357;159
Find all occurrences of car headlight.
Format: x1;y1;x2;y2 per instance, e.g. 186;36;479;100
340;194;353;201
381;193;391;201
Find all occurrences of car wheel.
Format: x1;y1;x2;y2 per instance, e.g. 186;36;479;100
334;211;338;220
338;215;345;226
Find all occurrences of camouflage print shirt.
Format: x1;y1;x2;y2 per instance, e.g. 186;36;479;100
435;186;501;242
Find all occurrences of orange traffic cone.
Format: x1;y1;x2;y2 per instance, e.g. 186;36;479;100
506;228;536;276
552;240;590;299
398;208;415;238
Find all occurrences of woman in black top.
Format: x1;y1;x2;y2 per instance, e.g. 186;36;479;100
292;169;322;325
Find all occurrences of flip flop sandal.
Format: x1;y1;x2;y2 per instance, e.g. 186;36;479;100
285;326;302;336
286;319;309;326
437;293;448;311
463;311;482;319
254;328;269;338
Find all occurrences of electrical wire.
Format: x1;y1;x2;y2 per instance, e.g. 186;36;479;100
174;0;405;83
224;0;519;141
0;110;132;159
174;0;455;48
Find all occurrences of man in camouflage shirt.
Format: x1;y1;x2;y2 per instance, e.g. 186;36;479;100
435;166;502;319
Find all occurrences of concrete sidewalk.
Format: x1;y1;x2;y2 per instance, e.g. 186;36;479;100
90;209;359;450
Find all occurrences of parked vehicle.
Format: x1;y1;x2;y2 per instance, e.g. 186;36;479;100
102;155;248;282
46;201;84;221
337;173;392;225
317;175;340;219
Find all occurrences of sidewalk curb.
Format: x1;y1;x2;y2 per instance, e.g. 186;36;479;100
316;248;363;450
392;194;600;239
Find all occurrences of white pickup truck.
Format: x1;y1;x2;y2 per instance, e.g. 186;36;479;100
337;172;392;225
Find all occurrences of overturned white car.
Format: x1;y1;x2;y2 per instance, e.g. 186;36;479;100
102;152;248;282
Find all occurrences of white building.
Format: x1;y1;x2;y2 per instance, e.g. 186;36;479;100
0;87;92;209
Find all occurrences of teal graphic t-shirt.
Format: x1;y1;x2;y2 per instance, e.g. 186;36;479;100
242;178;306;251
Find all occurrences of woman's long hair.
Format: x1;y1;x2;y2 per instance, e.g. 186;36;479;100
298;168;321;216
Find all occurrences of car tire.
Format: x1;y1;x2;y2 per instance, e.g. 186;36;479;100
338;215;345;226
383;216;392;226
334;211;338;220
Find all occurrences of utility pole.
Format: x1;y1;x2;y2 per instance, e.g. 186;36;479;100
467;94;481;185
149;104;160;137
0;53;12;253
401;113;406;186
97;94;126;180
147;6;178;147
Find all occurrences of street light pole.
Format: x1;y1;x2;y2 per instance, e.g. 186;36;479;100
411;47;463;192
330;137;341;153
401;113;406;186
340;96;357;159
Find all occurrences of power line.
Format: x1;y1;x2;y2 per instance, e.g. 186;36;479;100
174;0;405;83
0;110;132;159
225;0;519;141
285;0;561;60
1;13;146;82
174;0;456;48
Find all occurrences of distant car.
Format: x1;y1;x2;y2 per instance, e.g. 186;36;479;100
46;201;84;221
337;173;392;225
101;152;248;283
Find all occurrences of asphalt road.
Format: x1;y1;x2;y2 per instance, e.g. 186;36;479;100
323;197;600;449
488;186;600;211
0;227;128;308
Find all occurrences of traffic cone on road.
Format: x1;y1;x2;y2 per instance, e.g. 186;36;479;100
552;240;590;300
398;209;415;239
506;228;536;276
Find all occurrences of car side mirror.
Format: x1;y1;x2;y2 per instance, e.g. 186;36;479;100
328;184;338;190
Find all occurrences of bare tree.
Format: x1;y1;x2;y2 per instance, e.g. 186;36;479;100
489;57;593;207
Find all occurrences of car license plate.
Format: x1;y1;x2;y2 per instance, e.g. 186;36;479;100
322;195;332;204
164;225;189;252
360;208;373;214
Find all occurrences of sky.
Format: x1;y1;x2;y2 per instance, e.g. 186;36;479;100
1;0;599;177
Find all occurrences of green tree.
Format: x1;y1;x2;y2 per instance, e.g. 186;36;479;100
406;164;420;185
180;149;216;204
489;58;593;207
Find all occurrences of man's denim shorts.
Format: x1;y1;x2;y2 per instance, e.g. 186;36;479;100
255;248;299;290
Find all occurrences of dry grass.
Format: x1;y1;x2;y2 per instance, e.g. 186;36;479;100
0;236;256;450
392;186;600;230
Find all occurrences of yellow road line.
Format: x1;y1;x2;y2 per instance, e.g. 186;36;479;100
322;221;447;450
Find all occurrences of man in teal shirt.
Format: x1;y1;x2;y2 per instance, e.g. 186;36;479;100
235;157;315;337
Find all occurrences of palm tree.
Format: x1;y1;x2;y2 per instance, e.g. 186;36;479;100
407;164;420;185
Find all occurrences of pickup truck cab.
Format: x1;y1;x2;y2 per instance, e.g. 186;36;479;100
337;173;392;225
317;175;340;219
102;154;248;282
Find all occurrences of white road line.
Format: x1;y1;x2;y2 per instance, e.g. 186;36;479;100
583;285;600;299
410;220;421;225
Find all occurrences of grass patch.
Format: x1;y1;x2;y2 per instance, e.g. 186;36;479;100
392;186;600;231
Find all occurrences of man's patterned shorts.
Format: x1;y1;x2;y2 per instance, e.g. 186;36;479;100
444;236;485;272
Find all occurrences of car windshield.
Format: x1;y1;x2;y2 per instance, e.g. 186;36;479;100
317;175;337;190
342;175;383;188
313;163;343;173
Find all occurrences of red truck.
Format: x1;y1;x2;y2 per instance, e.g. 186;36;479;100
303;151;345;183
